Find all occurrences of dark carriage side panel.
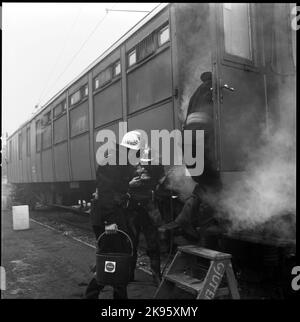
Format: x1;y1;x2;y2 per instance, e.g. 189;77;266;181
93;80;123;128
20;127;27;183
6;139;12;182
54;114;68;144
10;134;18;182
41;149;54;182
17;130;23;183
125;8;172;116
35;116;43;182
29;119;37;182
21;125;30;183
127;48;173;114
40;104;54;182
93;122;121;173
53;142;70;182
24;124;32;183
68;74;93;181
10;136;14;182
127;101;174;135
70;133;92;181
53;114;70;182
70;101;89;137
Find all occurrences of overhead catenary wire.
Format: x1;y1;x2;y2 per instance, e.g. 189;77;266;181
36;3;162;112
37;5;83;107
39;3;119;106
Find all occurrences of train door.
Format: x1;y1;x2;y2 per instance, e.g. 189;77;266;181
212;3;266;171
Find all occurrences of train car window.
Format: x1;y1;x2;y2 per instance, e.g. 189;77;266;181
70;104;89;137
63;100;67;111
54;100;67;117
81;84;88;97
113;61;121;77
158;25;170;46
128;49;137;67
70;90;81;106
18;133;22;160
94;78;100;90
42;111;51;126
36;120;42;152
137;33;155;62
94;68;112;89
223;3;252;60
26;127;31;157
54;104;62;118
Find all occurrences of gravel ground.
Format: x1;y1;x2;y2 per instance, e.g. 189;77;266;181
28;208;171;276
3;207;291;299
1;209;157;299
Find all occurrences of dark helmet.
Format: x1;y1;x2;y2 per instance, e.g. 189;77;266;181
200;71;212;83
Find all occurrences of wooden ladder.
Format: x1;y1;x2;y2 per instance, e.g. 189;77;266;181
154;245;240;299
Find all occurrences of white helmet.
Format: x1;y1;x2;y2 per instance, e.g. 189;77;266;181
120;130;142;150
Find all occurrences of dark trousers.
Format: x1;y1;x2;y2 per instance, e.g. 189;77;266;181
128;205;161;278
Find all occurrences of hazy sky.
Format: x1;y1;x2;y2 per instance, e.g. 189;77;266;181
2;2;162;137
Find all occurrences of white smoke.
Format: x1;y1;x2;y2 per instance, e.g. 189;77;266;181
215;126;296;237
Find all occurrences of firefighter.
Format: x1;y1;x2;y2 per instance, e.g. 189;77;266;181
183;71;220;185
161;71;221;238
84;141;136;299
125;144;165;285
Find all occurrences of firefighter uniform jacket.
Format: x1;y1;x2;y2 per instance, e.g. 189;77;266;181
92;144;136;227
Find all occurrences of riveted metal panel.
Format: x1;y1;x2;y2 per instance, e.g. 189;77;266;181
93;80;122;128
127;48;172;114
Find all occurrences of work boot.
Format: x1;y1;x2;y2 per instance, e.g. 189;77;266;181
150;259;162;286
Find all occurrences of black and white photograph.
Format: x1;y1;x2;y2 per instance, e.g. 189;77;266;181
1;2;297;307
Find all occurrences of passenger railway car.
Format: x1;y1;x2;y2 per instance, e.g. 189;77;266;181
6;5;295;222
7;3;295;202
6;3;296;296
7;3;295;206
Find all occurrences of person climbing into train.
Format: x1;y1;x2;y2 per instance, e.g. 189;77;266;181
123;139;165;286
85;138;137;299
161;71;221;239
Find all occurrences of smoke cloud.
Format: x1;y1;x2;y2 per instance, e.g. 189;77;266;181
214;125;296;239
166;3;296;241
175;3;212;124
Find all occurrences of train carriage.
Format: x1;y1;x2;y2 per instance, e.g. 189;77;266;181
7;3;295;207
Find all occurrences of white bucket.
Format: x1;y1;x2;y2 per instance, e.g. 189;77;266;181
12;205;30;230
